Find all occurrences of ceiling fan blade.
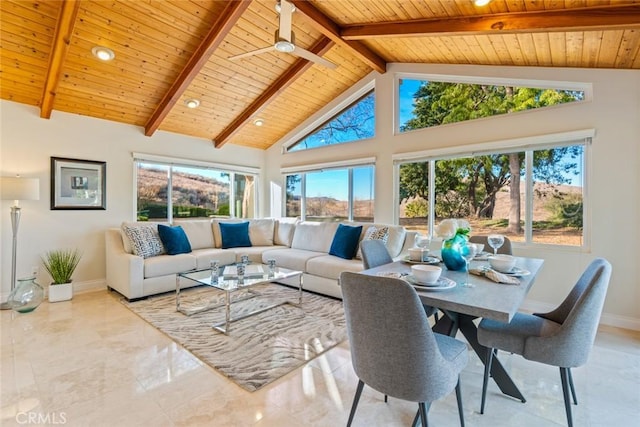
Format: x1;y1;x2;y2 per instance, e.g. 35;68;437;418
292;46;338;69
279;0;293;42
229;46;275;61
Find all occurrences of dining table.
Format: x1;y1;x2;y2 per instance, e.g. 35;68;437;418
361;253;544;403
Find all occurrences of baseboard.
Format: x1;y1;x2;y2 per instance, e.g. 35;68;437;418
72;279;107;294
522;299;640;331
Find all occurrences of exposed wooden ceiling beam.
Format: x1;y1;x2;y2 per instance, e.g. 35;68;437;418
341;5;640;40
40;0;80;119
144;0;251;136
289;0;386;74
213;37;335;148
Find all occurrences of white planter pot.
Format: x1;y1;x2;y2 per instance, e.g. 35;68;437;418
48;282;73;302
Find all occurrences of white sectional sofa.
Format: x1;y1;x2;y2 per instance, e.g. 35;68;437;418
105;218;415;300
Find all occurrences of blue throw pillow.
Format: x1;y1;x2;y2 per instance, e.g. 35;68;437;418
329;224;363;260
220;221;252;249
157;224;192;255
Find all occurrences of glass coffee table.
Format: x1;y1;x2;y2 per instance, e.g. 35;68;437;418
176;264;303;334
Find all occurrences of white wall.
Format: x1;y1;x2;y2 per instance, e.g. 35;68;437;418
265;63;640;330
0;102;265;295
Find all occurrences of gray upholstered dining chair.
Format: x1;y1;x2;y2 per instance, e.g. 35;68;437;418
360;239;393;270
477;258;612;427
340;271;468;427
360;239;439;322
469;235;513;255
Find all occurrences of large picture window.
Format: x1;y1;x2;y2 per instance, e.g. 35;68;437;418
135;158;257;222
286;90;375;152
398;78;585;133
285;164;374;222
397;140;586;247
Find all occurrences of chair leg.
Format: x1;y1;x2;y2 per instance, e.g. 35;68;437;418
384;394;388;403
347;380;365;427
418;402;429;427
480;347;494;414
455;377;465;427
559;367;574;427
567;368;578;405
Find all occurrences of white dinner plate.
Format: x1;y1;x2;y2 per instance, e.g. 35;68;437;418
404;275;456;291
403;255;440;265
495;267;531;277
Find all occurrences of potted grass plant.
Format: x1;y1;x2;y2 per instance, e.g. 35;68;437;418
42;249;81;302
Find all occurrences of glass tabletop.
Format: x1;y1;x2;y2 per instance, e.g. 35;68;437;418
178;264;302;291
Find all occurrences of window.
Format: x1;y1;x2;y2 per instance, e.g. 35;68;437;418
287;90;375;152
284;164;374;222
396;140;586;247
135;157;257;222
398;78;585;133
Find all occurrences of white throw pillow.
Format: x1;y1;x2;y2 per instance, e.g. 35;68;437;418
121;223;165;258
356;225;390;259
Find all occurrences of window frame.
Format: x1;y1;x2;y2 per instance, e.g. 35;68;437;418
132;153;259;223
281;157;376;222
392;130;593;250
282;80;376;153
395;73;592;135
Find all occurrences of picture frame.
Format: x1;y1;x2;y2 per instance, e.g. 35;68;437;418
51;157;106;210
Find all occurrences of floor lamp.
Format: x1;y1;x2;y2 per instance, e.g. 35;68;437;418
1;176;40;310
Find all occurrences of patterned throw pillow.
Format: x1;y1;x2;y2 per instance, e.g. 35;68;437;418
121;224;165;258
356;225;390;259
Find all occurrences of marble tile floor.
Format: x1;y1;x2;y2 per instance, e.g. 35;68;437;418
1;289;639;427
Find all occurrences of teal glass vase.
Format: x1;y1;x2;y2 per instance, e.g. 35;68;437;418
8;277;44;313
441;234;468;271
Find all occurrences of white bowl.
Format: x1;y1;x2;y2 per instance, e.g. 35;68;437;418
411;264;442;284
488;254;516;273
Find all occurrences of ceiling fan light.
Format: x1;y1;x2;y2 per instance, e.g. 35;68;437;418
91;46;115;61
274;40;295;53
185;99;200;109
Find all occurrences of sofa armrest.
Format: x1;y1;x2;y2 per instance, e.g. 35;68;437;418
105;228;145;299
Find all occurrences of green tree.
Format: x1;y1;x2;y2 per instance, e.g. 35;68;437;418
401;81;582;232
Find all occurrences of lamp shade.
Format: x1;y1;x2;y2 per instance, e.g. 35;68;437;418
1;177;40;201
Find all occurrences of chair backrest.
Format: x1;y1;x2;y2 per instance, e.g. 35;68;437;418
469;235;513;255
340;271;461;402
360;239;393;270
525;258;612;367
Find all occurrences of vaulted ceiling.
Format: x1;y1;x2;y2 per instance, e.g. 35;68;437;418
2;0;639;150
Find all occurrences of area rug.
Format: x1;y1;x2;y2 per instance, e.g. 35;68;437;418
121;284;346;392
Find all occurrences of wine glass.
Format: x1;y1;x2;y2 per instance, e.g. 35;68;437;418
461;243;480;287
487;234;505;255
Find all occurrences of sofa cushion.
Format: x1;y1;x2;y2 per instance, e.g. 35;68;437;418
144;254;196;278
219;221;252;249
121;222;166;258
274;218;298;246
249;218;275;246
329;224;363;260
291;221;339;253
190;248;237;270
260;247;325;272
174;220;214;250
158;225;192;255
306;255;364;281
356;225;390;259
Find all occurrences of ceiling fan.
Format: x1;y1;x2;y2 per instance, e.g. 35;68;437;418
229;0;337;69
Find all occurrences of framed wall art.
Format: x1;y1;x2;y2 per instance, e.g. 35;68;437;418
51;157;106;210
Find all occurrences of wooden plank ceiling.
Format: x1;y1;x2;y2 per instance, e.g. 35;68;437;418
2;0;639;150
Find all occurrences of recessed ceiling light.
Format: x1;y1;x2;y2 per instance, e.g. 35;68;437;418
253;118;264;126
474;0;491;6
184;99;200;109
91;46;115;61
